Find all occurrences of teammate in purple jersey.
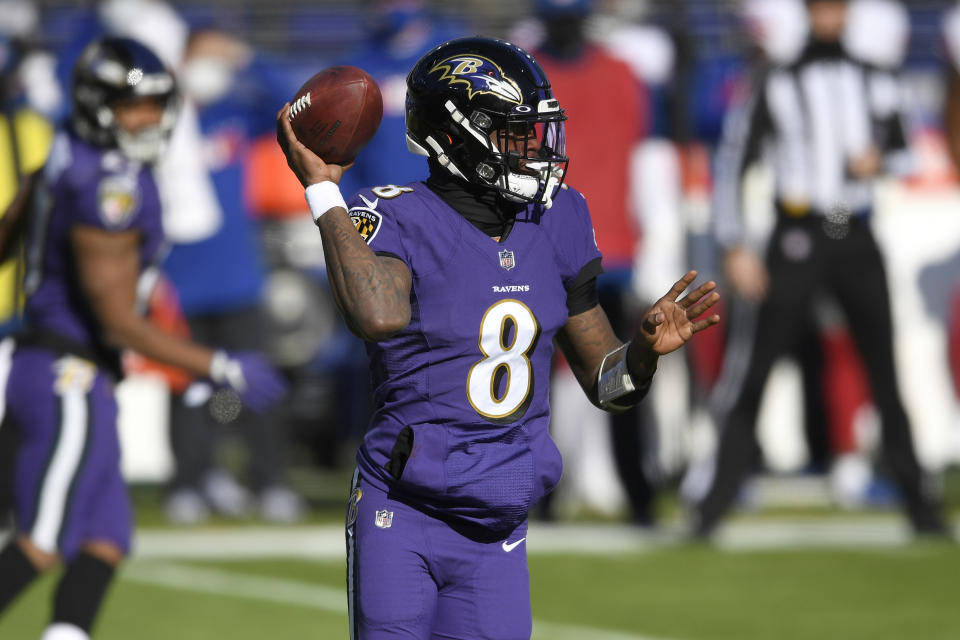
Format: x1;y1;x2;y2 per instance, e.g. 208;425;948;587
277;36;720;639
0;38;285;640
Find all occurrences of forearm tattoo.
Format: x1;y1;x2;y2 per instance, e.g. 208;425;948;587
317;208;410;338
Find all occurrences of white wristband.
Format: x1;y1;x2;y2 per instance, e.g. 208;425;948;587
304;181;348;223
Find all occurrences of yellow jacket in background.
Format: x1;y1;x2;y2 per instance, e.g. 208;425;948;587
0;108;53;324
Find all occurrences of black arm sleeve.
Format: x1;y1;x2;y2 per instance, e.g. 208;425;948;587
565;257;604;316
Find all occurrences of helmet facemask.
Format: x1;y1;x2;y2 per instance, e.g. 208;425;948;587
112;99;177;163
414;98;568;208
487;108;567;208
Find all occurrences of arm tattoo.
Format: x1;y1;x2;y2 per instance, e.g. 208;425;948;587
316;208;411;340
557;306;652;410
556;307;622;404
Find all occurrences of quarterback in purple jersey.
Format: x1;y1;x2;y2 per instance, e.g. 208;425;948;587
0;38;285;639
278;37;719;639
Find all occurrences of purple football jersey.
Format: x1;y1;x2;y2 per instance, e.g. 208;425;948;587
22;131;166;348
350;183;601;531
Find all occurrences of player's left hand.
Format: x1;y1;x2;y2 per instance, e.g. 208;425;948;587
210;350;288;413
637;271;719;357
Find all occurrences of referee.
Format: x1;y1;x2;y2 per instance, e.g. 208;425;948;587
694;0;947;537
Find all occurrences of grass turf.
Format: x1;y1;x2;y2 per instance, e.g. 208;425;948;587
1;542;957;639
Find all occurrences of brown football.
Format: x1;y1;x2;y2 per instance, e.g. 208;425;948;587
287;66;383;165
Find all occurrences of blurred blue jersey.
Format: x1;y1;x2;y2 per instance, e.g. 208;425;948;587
161;58;285;316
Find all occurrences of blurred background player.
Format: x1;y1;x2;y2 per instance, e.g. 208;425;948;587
65;0;304;524
161;27;304;525
693;0;946;538
529;0;656;525
682;0;905;512
0;37;285;639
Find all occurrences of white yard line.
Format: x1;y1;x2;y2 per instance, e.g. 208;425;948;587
126;517;955;560
712;518;916;551
123;561;669;640
532;619;675;640
132;526;348;560
122;561;345;611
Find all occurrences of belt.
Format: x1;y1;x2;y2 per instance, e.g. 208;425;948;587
14;328;122;379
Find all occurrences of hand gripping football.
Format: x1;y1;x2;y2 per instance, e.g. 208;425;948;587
288;65;383;165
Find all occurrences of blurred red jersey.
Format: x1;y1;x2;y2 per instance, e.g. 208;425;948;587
536;45;647;269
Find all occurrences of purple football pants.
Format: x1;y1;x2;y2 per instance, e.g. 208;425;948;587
5;348;132;559
346;470;532;639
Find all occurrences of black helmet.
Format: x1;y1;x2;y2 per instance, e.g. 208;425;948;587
71;36;178;162
406;36;568;208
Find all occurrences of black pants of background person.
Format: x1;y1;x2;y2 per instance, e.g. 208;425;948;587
795;323;831;471
0;417;15;528
695;210;946;536
601;282;657;526
169;306;287;494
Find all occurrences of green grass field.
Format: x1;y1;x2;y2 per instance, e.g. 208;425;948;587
2;521;958;640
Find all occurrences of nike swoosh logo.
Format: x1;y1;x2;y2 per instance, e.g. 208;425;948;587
359;194;379;210
501;537;526;552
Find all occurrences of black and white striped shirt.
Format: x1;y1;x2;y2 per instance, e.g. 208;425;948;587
713;40;908;249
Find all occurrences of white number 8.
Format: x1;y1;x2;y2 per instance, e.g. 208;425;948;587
466;299;540;422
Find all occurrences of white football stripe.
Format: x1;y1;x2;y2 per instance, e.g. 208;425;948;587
31;387;88;553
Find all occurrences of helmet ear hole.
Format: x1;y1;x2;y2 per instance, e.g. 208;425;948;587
470;111;492;130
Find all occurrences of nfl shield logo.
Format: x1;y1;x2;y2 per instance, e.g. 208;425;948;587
498;249;515;271
375;509;394;529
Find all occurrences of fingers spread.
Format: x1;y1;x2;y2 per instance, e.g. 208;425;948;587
686;291;720;319
679;280;716;309
665;270;698;302
692;314;720;333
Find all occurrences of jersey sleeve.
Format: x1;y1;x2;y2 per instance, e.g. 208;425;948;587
65;165;149;233
345;188;409;263
555;188;603;287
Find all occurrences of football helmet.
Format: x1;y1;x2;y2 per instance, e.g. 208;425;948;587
71;37;178;162
406;36;568;208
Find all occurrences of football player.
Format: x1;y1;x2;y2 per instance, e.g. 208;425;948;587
0;37;285;639
277;36;719;639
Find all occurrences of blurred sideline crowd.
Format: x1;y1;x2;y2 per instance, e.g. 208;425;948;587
1;0;959;531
